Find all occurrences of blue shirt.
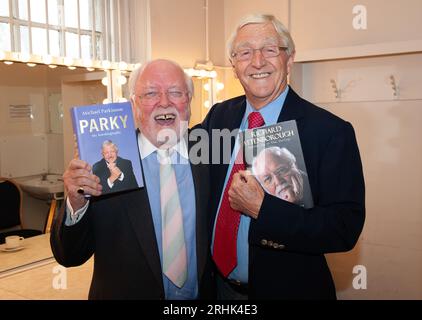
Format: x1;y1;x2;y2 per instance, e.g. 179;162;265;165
212;87;289;283
66;133;198;300
139;133;198;300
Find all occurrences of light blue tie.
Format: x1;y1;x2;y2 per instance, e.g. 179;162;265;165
157;148;187;288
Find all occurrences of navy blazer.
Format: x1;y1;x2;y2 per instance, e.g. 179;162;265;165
50;135;214;300
202;87;365;299
92;156;138;194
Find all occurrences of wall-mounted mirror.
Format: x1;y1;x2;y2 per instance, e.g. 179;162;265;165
0;61;107;240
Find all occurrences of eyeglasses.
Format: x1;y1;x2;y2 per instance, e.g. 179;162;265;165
261;164;293;186
231;45;288;61
137;90;188;105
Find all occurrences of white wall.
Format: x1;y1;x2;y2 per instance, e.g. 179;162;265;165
150;0;206;67
292;53;422;299
290;0;422;60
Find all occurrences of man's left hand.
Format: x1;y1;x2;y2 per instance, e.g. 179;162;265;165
228;170;265;219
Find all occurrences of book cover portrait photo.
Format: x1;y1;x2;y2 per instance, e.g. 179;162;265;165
243;120;313;209
71;101;144;195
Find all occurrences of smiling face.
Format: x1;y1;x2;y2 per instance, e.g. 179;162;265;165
102;144;118;164
253;150;301;204
231;22;295;110
133;60;191;147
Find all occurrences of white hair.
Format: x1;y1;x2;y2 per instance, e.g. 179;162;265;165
227;14;296;59
128;59;194;100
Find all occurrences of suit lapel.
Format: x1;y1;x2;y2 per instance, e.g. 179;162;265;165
122;189;164;291
278;87;306;122
228;99;247;132
186;133;208;286
220;98;247;183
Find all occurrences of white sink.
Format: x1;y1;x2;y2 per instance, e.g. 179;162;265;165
19;174;64;200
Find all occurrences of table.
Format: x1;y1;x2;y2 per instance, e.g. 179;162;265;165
0;234;93;300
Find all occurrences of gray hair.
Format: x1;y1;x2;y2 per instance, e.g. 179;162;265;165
227;14;295;59
128;59;194;100
252;146;304;201
101;140;118;153
252;146;297;174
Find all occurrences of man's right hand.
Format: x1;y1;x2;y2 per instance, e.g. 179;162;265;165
63;159;102;211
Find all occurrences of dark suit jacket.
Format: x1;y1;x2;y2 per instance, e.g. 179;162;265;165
50;136;214;300
92;156;138;194
202;87;365;299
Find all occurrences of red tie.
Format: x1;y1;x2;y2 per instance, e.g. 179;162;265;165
213;111;265;277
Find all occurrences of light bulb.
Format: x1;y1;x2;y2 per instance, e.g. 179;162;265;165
119;61;128;70
203;83;210;91
216;82;225;91
118;75;127;85
101;77;109;86
49;65;58;69
103;98;110;104
102;60;112;69
27;63;36;67
4;61;14;65
204;100;210;109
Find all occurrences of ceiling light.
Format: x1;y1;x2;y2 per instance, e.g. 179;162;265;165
119;61;128;70
102;60;112;69
118;75;127;85
216;82;225;91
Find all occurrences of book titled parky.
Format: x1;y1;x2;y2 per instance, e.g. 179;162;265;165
71;101;143;195
242;120;313;209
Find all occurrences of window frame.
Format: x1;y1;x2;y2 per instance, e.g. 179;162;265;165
0;0;104;60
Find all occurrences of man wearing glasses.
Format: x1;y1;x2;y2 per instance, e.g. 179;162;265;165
202;14;365;299
92;140;138;194
251;146;309;207
51;59;214;300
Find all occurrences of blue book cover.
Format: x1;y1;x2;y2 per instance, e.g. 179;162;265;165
71;101;144;195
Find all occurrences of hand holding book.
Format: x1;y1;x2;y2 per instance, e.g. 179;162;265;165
228;170;265;219
63;159;103;211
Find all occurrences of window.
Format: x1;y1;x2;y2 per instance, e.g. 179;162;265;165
0;0;104;60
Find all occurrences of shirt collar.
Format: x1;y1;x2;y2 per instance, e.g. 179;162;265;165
242;86;290;130
138;132;189;160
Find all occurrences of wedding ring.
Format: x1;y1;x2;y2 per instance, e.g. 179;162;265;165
77;186;85;194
